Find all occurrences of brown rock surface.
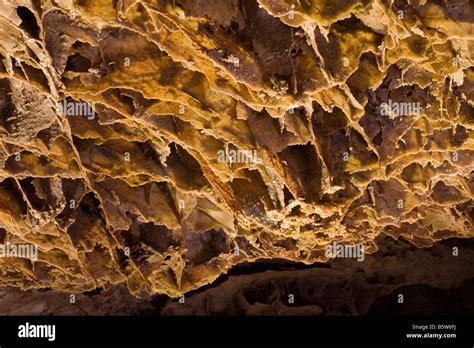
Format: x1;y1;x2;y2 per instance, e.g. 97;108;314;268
1;236;473;315
0;0;472;300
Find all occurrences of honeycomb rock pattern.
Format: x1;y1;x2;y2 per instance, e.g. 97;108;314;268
0;0;472;297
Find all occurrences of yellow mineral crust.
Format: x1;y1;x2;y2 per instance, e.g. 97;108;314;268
0;0;472;297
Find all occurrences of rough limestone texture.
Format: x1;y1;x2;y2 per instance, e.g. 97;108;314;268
0;0;472;300
1;236;473;315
